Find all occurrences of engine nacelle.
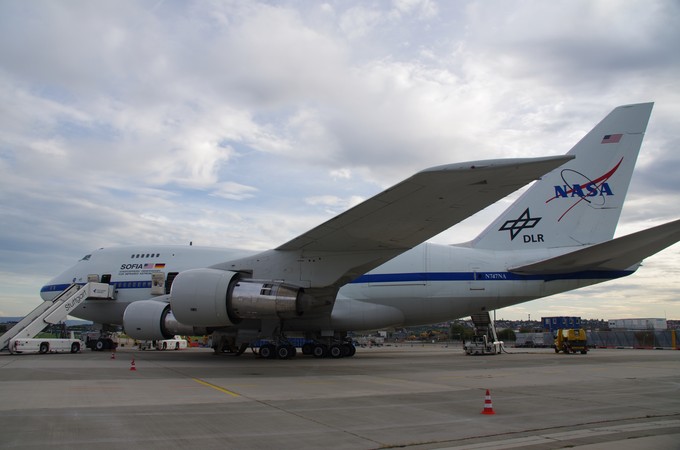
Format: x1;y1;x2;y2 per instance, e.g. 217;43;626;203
170;268;306;326
170;269;239;326
123;299;201;341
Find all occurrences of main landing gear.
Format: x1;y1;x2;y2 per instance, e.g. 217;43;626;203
300;340;356;359
256;338;357;360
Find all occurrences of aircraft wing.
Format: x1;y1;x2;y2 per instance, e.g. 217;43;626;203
510;218;680;275
277;155;573;252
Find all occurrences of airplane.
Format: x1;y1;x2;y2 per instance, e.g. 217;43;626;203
38;102;680;358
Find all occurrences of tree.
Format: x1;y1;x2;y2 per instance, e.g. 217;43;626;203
449;323;474;340
496;328;516;341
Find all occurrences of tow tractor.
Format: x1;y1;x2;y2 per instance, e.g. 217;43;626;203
463;312;503;355
10;331;84;354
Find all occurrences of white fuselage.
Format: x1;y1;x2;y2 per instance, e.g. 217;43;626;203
40;243;631;332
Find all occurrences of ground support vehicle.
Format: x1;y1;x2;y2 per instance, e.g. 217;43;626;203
554;328;588;354
156;336;188;350
463;312;503;355
84;332;118;351
464;334;501;355
9;337;84;354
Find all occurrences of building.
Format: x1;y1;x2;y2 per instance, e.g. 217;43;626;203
541;316;581;332
607;318;667;330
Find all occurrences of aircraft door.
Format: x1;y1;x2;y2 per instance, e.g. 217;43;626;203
165;272;179;294
469;266;486;291
151;272;165;295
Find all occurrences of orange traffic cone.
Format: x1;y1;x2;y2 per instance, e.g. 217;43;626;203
481;389;495;415
130;358;136;371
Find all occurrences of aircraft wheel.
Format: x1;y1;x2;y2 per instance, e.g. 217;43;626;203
287;345;297;358
259;344;276;359
276;345;291;359
329;344;343;358
39;342;49;354
301;343;313;355
312;344;328;358
341;343;352;357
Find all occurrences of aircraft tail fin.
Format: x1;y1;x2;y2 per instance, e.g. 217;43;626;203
471;102;654;250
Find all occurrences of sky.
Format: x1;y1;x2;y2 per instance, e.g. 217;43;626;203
1;0;679;321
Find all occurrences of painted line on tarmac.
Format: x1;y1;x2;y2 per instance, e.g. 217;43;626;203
437;418;680;449
192;378;241;397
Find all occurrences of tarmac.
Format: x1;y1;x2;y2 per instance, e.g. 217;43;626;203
0;344;678;449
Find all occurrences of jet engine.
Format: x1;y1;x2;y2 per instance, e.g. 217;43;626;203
170;268;307;326
123;299;202;340
123;268;309;340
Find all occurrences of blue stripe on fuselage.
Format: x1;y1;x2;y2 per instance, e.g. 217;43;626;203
349;270;634;284
40;280;154;294
40;270;634;294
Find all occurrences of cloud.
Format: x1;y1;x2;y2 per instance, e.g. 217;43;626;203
0;0;679;320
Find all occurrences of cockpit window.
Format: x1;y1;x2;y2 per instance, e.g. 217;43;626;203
80;254;92;261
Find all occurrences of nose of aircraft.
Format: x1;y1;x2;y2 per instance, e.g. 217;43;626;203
40;271;77;301
40;275;63;301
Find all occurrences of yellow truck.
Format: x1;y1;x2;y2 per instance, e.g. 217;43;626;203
554;329;588;354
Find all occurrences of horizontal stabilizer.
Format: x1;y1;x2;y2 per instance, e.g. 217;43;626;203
510;218;680;275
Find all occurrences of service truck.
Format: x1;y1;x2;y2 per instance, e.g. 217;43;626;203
553;329;588;354
139;336;188;351
9;334;84;354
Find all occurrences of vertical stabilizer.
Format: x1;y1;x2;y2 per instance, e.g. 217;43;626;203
471;102;653;250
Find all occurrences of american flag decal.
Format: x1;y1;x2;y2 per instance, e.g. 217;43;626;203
601;134;622;144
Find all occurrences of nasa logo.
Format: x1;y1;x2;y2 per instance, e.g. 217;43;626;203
553;182;613;199
546;157;622;221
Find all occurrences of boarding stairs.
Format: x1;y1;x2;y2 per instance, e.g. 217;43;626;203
464;312;502;355
0;282;114;351
470;312;500;343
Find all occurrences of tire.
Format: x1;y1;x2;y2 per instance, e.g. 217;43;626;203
260;344;276;359
39;342;49;354
312;344;328;358
70;342;80;353
175;342;180;350
301;343;313;355
276;345;290;359
95;340;105;351
329;344;343;358
162;342;168;350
